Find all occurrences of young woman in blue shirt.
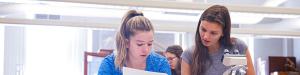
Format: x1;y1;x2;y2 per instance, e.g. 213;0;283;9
98;10;171;75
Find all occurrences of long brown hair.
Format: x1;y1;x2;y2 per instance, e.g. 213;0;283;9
191;5;232;75
114;10;154;69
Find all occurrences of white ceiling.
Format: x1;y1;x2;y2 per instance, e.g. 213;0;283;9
0;0;300;33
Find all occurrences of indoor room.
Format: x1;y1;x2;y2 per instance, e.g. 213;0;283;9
1;0;300;75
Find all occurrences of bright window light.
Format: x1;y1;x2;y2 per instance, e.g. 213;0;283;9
24;25;85;75
257;57;267;75
87;30;93;52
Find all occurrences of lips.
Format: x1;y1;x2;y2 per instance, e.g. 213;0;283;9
205;40;210;42
202;39;210;43
140;55;147;57
170;64;175;69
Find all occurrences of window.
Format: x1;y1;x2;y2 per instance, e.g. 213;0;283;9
154;31;177;51
24;25;87;75
92;29;116;52
88;29;116;75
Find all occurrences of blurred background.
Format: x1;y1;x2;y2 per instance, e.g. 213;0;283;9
1;0;300;75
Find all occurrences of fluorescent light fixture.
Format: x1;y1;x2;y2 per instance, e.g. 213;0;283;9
0;0;33;4
230;12;264;24
18;4;126;18
263;13;300;18
255;35;300;38
263;0;287;7
230;12;300;24
0;15;5;18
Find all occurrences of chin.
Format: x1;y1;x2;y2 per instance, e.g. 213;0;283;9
203;43;211;46
201;41;210;46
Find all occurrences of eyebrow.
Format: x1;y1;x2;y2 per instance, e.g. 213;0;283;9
200;25;206;29
136;40;153;42
200;25;220;32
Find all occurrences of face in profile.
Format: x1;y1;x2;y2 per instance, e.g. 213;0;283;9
127;31;154;60
199;20;223;47
165;52;178;69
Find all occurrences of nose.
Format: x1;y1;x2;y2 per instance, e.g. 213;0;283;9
202;32;210;40
167;60;172;64
141;45;151;53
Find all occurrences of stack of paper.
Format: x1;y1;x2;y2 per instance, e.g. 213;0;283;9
123;67;167;75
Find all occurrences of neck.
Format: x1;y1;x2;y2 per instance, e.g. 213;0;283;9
207;43;221;54
126;53;146;70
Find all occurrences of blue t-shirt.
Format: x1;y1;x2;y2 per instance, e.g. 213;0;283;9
98;51;171;75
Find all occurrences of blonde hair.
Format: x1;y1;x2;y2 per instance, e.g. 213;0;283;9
114;10;154;69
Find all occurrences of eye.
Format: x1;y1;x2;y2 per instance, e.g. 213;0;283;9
201;28;206;32
137;44;144;46
211;32;217;35
147;43;152;46
167;57;176;61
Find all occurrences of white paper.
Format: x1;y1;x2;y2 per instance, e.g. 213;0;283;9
123;67;167;75
223;55;246;66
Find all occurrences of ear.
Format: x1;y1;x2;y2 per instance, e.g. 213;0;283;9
125;39;130;48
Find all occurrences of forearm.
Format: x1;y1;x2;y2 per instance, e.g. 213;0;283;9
246;50;255;75
181;60;191;75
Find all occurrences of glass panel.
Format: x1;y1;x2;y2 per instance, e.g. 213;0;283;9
4;25;25;75
92;29;116;52
154;32;176;51
89;29;115;75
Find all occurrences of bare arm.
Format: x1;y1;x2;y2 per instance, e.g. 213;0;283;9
181;60;191;75
246;49;255;75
